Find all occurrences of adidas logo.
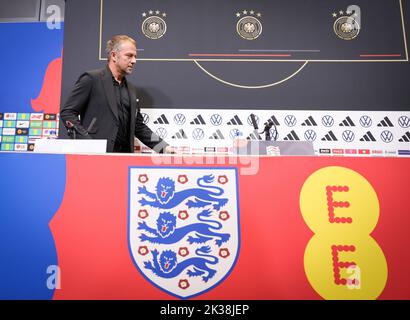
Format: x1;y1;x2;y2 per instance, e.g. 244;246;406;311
360;131;376;142
301;116;317;126
266;115;280;126
247;132;262;140
227;115;243;125
339;116;355;127
284;130;300;141
377;117;394;127
171;129;188;139
321;131;338;141
190;115;206;125
154;114;169;125
399;132;410;142
209;130;225;140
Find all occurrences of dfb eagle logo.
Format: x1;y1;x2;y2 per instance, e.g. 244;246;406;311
128;167;240;299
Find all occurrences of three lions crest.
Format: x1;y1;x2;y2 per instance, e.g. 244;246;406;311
128;167;240;299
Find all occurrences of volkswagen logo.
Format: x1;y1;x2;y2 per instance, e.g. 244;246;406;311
173;113;186;125
192;128;205;140
342;130;355;142
304;130;317;141
141;113;149;124
229;129;243;140
270;128;279;140
155;127;168;139
322;115;334;127
359;115;372;128
284;115;297;127
247;114;259;127
380;130;394;143
398;116;410;128
210;114;223;126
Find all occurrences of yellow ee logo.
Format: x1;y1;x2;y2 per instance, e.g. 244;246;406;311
300;166;387;299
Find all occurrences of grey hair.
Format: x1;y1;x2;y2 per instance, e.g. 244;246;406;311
106;35;136;61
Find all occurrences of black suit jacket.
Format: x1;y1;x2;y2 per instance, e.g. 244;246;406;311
60;67;168;153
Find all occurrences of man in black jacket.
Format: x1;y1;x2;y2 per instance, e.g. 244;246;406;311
60;35;173;153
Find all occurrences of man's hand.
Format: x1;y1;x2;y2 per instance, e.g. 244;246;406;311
164;146;177;154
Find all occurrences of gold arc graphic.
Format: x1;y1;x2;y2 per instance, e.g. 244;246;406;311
194;60;309;89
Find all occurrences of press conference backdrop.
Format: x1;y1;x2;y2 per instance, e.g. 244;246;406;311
62;0;410;111
1;0;410;155
59;0;410;155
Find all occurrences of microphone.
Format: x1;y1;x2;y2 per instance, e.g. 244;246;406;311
65;120;77;139
65;119;94;139
250;113;258;130
262;119;277;141
264;121;273;141
250;113;262;140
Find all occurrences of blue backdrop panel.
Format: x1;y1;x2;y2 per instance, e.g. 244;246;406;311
0;22;63;113
0;153;66;299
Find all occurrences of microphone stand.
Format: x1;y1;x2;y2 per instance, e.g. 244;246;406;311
65;118;95;139
65;121;77;139
261;120;278;141
250;113;262;140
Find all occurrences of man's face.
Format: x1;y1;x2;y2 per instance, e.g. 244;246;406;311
113;41;137;75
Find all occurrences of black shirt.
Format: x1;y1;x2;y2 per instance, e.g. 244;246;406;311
112;76;131;152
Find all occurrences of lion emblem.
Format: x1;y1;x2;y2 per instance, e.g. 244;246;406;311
144;246;218;282
138;174;228;210
138;209;230;246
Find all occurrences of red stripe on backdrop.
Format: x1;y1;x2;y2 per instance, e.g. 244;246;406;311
50;156;410;299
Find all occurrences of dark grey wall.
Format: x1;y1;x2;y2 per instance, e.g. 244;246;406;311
61;0;410;111
0;0;64;22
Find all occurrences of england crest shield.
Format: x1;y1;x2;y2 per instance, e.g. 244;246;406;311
128;167;240;299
